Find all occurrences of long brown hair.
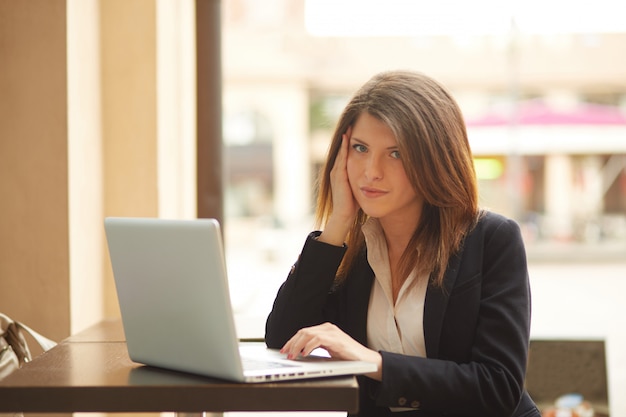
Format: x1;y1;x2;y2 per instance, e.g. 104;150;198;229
315;70;479;287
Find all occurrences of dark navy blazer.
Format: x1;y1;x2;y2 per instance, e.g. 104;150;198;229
266;211;541;417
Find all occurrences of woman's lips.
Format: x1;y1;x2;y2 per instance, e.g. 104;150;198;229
360;186;388;198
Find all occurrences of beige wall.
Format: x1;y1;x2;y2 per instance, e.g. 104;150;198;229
0;0;71;343
68;0;104;336
0;0;196;342
100;0;159;318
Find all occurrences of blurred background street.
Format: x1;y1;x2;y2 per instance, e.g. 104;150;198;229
219;1;626;414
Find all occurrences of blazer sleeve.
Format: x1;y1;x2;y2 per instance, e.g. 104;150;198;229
265;232;347;348
372;215;533;417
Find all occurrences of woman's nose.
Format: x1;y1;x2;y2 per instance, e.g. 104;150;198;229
365;155;383;181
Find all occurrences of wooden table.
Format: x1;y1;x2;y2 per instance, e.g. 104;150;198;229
0;319;360;414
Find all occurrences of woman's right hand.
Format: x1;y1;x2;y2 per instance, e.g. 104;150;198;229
318;128;359;246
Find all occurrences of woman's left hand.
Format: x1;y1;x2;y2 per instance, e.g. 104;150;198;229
280;322;383;380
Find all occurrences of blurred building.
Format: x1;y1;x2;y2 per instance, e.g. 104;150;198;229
221;0;626;248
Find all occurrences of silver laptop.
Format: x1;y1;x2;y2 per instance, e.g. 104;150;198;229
104;217;377;383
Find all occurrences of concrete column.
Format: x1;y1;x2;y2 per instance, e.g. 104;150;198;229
157;0;197;220
544;154;574;240
1;0;206;340
68;0;104;334
0;0;71;342
100;0;159;318
576;155;604;242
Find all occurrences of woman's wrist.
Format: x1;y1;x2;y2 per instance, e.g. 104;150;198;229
318;216;352;246
363;349;383;381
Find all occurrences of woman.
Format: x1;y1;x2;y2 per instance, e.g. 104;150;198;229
265;70;540;417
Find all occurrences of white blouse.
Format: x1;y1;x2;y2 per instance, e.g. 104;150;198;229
363;218;428;359
362;218;428;412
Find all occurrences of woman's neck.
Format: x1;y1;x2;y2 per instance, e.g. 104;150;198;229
379;214;419;255
378;213;421;304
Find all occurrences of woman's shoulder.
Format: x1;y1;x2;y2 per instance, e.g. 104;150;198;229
459;210;527;268
473;209;522;238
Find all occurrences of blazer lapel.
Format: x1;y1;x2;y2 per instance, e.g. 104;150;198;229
423;249;463;358
353;262;375;346
342;253;375;346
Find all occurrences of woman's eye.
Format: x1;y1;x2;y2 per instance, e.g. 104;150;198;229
390;150;401;159
352;144;367;153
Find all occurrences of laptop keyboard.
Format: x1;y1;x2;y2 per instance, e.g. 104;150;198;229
242;357;299;371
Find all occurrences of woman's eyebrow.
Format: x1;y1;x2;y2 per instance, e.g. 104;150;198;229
350;137;399;150
350;137;367;144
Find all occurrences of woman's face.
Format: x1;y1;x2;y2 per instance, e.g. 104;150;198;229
347;112;423;224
